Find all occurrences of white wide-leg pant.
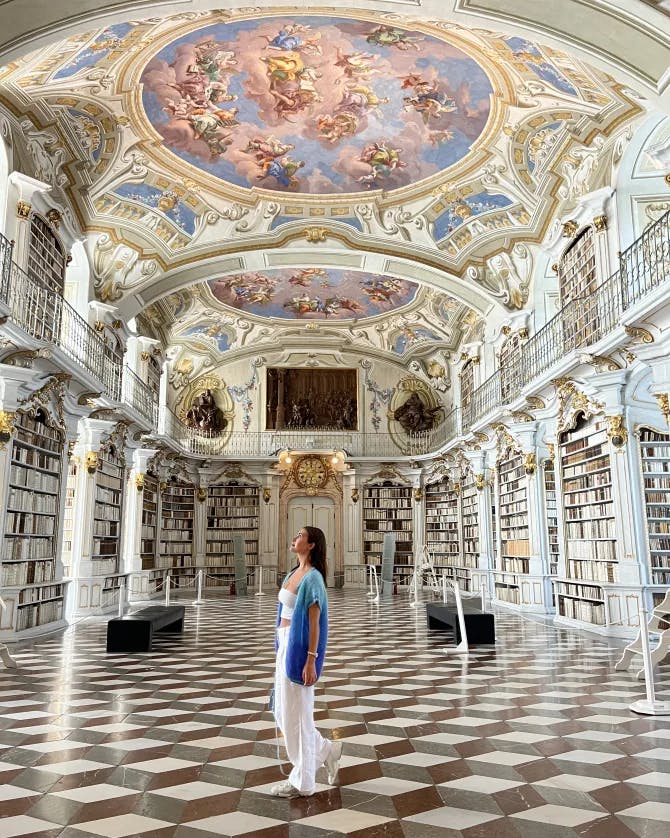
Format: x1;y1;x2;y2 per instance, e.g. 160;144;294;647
274;626;332;794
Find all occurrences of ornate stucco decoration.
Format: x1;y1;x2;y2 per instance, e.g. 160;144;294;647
177;374;234;443
606;415;628;448
553;378;605;433
18;373;71;430
655;393;670;428
624;326;654;345
493;422;520;464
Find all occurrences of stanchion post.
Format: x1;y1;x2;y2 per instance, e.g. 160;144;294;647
118;578;126;618
256;565;265;597
630;602;670;716
164;571;171;607
194;569;204;605
442;571;448;604
480;580;488;611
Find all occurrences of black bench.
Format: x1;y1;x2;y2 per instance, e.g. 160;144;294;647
106;605;186;653
426;601;495;644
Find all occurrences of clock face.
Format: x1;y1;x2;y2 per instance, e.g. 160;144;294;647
296;456;327;488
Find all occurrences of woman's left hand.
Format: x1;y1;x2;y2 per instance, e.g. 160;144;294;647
302;658;317;686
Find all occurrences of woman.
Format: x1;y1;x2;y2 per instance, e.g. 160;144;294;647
271;526;343;797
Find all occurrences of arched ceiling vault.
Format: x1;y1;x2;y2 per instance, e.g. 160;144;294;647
0;4;657;371
0;1;668;108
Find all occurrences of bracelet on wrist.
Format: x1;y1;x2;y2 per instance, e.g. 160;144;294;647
307;650;318;658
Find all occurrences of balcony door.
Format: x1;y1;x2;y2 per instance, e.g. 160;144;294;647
287;496;335;587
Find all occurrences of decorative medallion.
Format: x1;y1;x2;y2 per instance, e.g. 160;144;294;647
294;455;329;493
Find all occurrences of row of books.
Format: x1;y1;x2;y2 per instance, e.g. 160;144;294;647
564;503;612;520
564;519;615;539
566;558;617;582
207;517;258;528
9;465;59;492
6;487;58;514
12;447;60;471
18;583;64;604
95;487;121;507
208;487;258;497
206;505;258;516
2;560;56;587
566;538;616;560
563;472;611;492
4;512;55;536
558;596;606;624
364;508;412;520
501;539;531;557
16;599;63;631
3;536;54;560
93;521;119;537
554;581;603;600
91;558;119;576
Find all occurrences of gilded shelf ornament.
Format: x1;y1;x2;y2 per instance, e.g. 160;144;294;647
526;396;545;410
77;391;101;407
196;487;207;502
351;487;359;503
111;319;123;330
452;481;461;496
665;173;670;187
474;473;486;491
562;219;578;237
263;487;272;504
523;453;537;475
0;410;16;446
413;487;423;502
85;451;100;473
518;328;529;340
16;200;31;219
656;393;670;421
135;474;145;491
159;481;168;493
592;214;607;231
607;415;628;448
94;320;105;332
501;325;512;336
140;352;150;362
624;325;654;344
547;443;556;461
304;226;327;243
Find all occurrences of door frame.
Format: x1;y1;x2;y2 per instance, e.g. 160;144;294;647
279;484;343;586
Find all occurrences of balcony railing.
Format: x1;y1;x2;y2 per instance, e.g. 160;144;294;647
157;406;447;458
464;209;670;432
122;365;157;426
0;237;123;399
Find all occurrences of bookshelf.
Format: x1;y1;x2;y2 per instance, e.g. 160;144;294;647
363;482;413;585
61;458;77;580
638;428;670;589
544;460;560;577
140;473;158;571
92;443;124;578
424;477;470;589
493;454;529;605
1;407;67;638
461;472;480;573
559;226;596;304
205;482;259;585
556;413;616;626
27;215;66;343
159;479;195;585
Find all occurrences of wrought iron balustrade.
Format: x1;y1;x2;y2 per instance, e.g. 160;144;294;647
122;365;157;426
466;208;670;430
0;232;123;399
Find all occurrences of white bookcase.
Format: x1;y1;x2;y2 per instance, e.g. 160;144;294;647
140;473;158;571
205;482;260;586
461;472;480;574
556;414;617;626
93;440;126;607
494;453;529;605
0;407;67;639
638;427;670;601
424;477;470;590
363;482;413;586
544;460;560;578
159;480;195;586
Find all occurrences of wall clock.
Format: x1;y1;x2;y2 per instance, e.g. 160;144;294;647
295;456;328;491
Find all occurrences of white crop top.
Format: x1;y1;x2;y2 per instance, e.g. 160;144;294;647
278;587;297;620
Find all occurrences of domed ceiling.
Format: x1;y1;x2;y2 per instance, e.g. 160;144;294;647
139;16;492;195
0;7;645;371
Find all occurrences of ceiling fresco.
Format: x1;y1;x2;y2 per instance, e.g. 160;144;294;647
206;268;419;319
140;16;493;195
0;7;645;355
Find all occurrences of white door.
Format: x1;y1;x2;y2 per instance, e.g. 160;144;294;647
288;496;335;586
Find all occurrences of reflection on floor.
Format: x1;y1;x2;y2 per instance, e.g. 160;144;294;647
1;590;669;837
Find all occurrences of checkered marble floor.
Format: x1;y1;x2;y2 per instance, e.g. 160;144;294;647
1;590;670;837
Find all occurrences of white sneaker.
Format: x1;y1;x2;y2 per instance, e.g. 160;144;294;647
270;780;305;798
325;740;343;785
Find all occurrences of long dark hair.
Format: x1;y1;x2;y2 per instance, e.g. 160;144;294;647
305;525;327;581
